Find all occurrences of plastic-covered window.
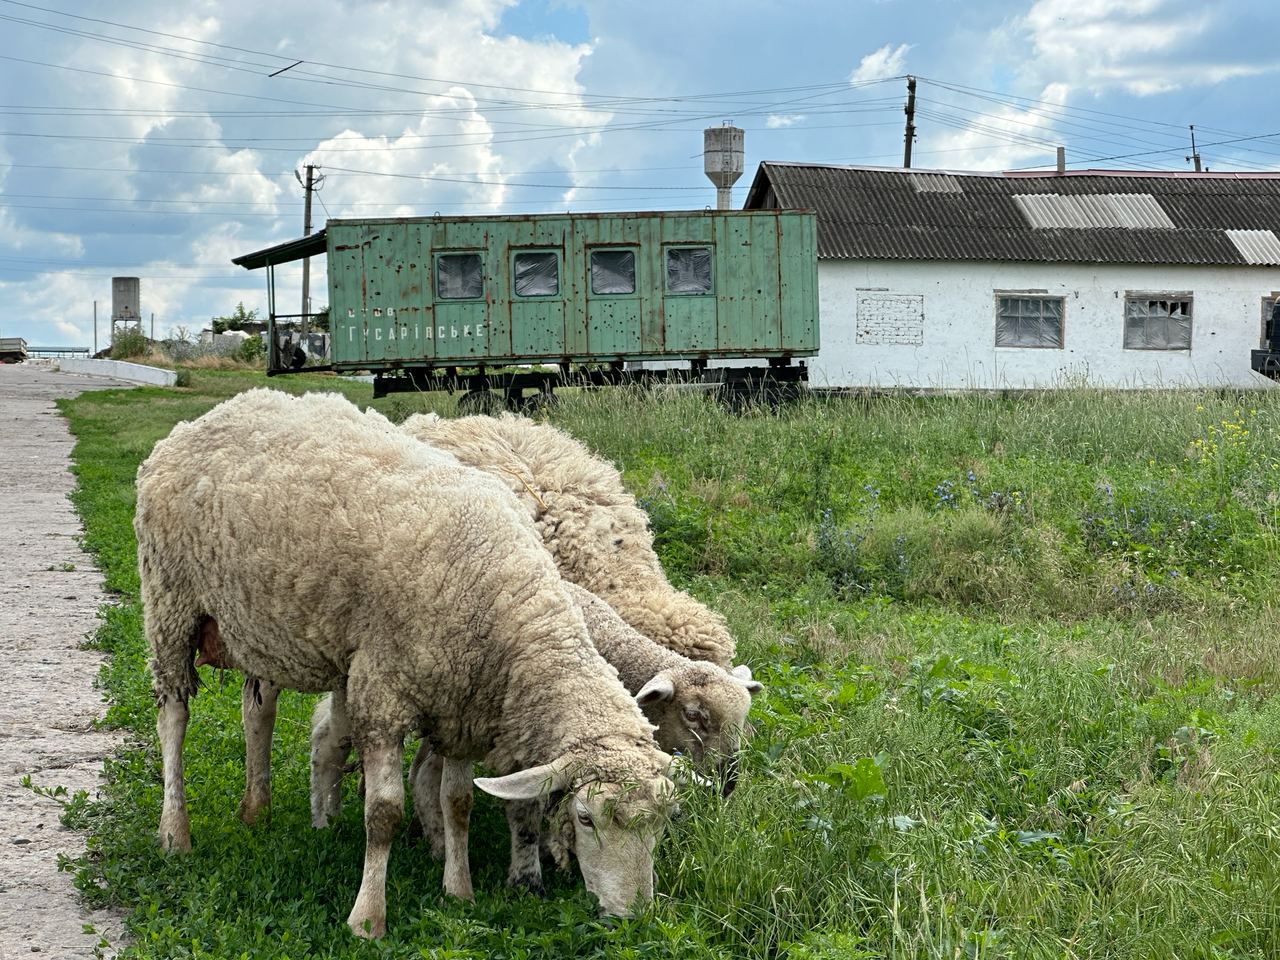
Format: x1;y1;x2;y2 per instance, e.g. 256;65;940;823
590;249;636;295
1124;297;1191;350
995;296;1063;348
666;247;712;294
514;251;560;297
436;253;484;300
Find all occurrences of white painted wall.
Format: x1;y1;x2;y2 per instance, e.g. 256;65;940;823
57;358;177;386
811;259;1280;389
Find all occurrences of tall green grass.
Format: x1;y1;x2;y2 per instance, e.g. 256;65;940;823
57;373;1280;958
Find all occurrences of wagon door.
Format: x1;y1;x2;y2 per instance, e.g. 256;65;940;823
508;246;567;359
328;225;367;365
660;216;717;354
585;247;643;357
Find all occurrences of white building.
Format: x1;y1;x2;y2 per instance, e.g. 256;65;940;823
744;163;1280;389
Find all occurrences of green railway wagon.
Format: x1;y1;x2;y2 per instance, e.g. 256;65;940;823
234;209;818;405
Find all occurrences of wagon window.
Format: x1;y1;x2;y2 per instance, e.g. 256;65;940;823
590;249;636;295
435;253;484;300
513;251;560;297
995;294;1063;348
665;246;712;295
1124;295;1192;350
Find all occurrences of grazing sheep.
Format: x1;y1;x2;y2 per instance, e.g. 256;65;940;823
135;389;676;937
311;581;762;889
399;412;735;667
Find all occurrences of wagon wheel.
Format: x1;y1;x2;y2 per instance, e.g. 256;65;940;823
521;389;559;415
456;389;504;415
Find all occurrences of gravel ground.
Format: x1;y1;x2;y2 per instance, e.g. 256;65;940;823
0;363;134;959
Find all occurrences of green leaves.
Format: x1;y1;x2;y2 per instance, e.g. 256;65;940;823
805;757;887;803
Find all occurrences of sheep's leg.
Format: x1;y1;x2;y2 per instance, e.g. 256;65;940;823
409;743;445;858
156;695;191;853
346;738;402;940
505;799;545;893
439;757;475;901
238;677;279;825
310;690;351;828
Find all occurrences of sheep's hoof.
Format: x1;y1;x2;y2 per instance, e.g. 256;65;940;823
507;872;546;897
237;796;270;826
346;910;385;940
158;824;191;854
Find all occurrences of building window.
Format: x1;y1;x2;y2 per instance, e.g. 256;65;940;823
590;249;636;295
1263;295;1280;346
995;295;1063;348
665;246;713;295
513;251;560;297
1124;295;1192;350
435;253;484;300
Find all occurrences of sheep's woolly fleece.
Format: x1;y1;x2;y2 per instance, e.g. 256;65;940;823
400;412;735;668
134;388;663;783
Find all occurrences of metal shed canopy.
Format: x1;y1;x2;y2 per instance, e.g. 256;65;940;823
232;229;327;269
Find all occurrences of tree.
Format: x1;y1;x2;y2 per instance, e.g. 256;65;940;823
311;304;330;333
212;302;260;335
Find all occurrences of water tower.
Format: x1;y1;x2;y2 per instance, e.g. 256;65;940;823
111;276;141;338
704;123;744;210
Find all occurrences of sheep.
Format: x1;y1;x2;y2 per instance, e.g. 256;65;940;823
134;388;676;937
399;412;736;668
310;580;762;890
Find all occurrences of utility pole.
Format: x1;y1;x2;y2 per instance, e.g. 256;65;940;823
903;75;917;169
93;300;97;355
150;312;155;342
296;164;325;339
1186;124;1202;172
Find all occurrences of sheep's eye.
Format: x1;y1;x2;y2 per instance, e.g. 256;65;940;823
576;809;594;828
683;707;703;724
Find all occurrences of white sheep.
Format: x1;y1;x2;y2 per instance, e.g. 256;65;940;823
310;580;762;889
399;412;736;668
135;388;676;937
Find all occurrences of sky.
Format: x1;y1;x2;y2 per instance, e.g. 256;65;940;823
0;0;1277;347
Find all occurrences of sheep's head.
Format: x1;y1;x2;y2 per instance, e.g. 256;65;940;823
475;755;675;916
635;664;762;795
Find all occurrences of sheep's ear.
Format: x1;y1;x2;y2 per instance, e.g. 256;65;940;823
730;665;764;696
474;761;569;800
636;672;676;707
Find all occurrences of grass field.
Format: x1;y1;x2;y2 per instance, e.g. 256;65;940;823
55;371;1280;959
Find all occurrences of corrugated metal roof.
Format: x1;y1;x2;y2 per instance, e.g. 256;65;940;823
233;230;327;269
909;173;963;194
743;162;1280;266
1226;229;1280;265
1013;193;1175;229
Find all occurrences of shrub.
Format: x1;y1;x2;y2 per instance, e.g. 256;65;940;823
110;326;148;360
235;334;265;365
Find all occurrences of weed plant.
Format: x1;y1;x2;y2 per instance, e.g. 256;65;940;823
56;373;1280;958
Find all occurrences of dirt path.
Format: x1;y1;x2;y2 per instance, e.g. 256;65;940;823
0;364;136;959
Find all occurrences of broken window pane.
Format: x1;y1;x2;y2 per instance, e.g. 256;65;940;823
436;253;484;300
1263;297;1279;347
514;251;559;297
995;296;1063;348
1124;297;1192;350
590;249;636;295
666;247;712;294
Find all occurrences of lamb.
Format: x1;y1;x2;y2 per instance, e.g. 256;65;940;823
399;412;736;668
134;388;676;937
310;580;762;889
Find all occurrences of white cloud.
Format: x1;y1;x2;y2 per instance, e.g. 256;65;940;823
1019;0;1269;96
0;0;604;344
927;82;1070;171
849;43;911;84
766;114;806;128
